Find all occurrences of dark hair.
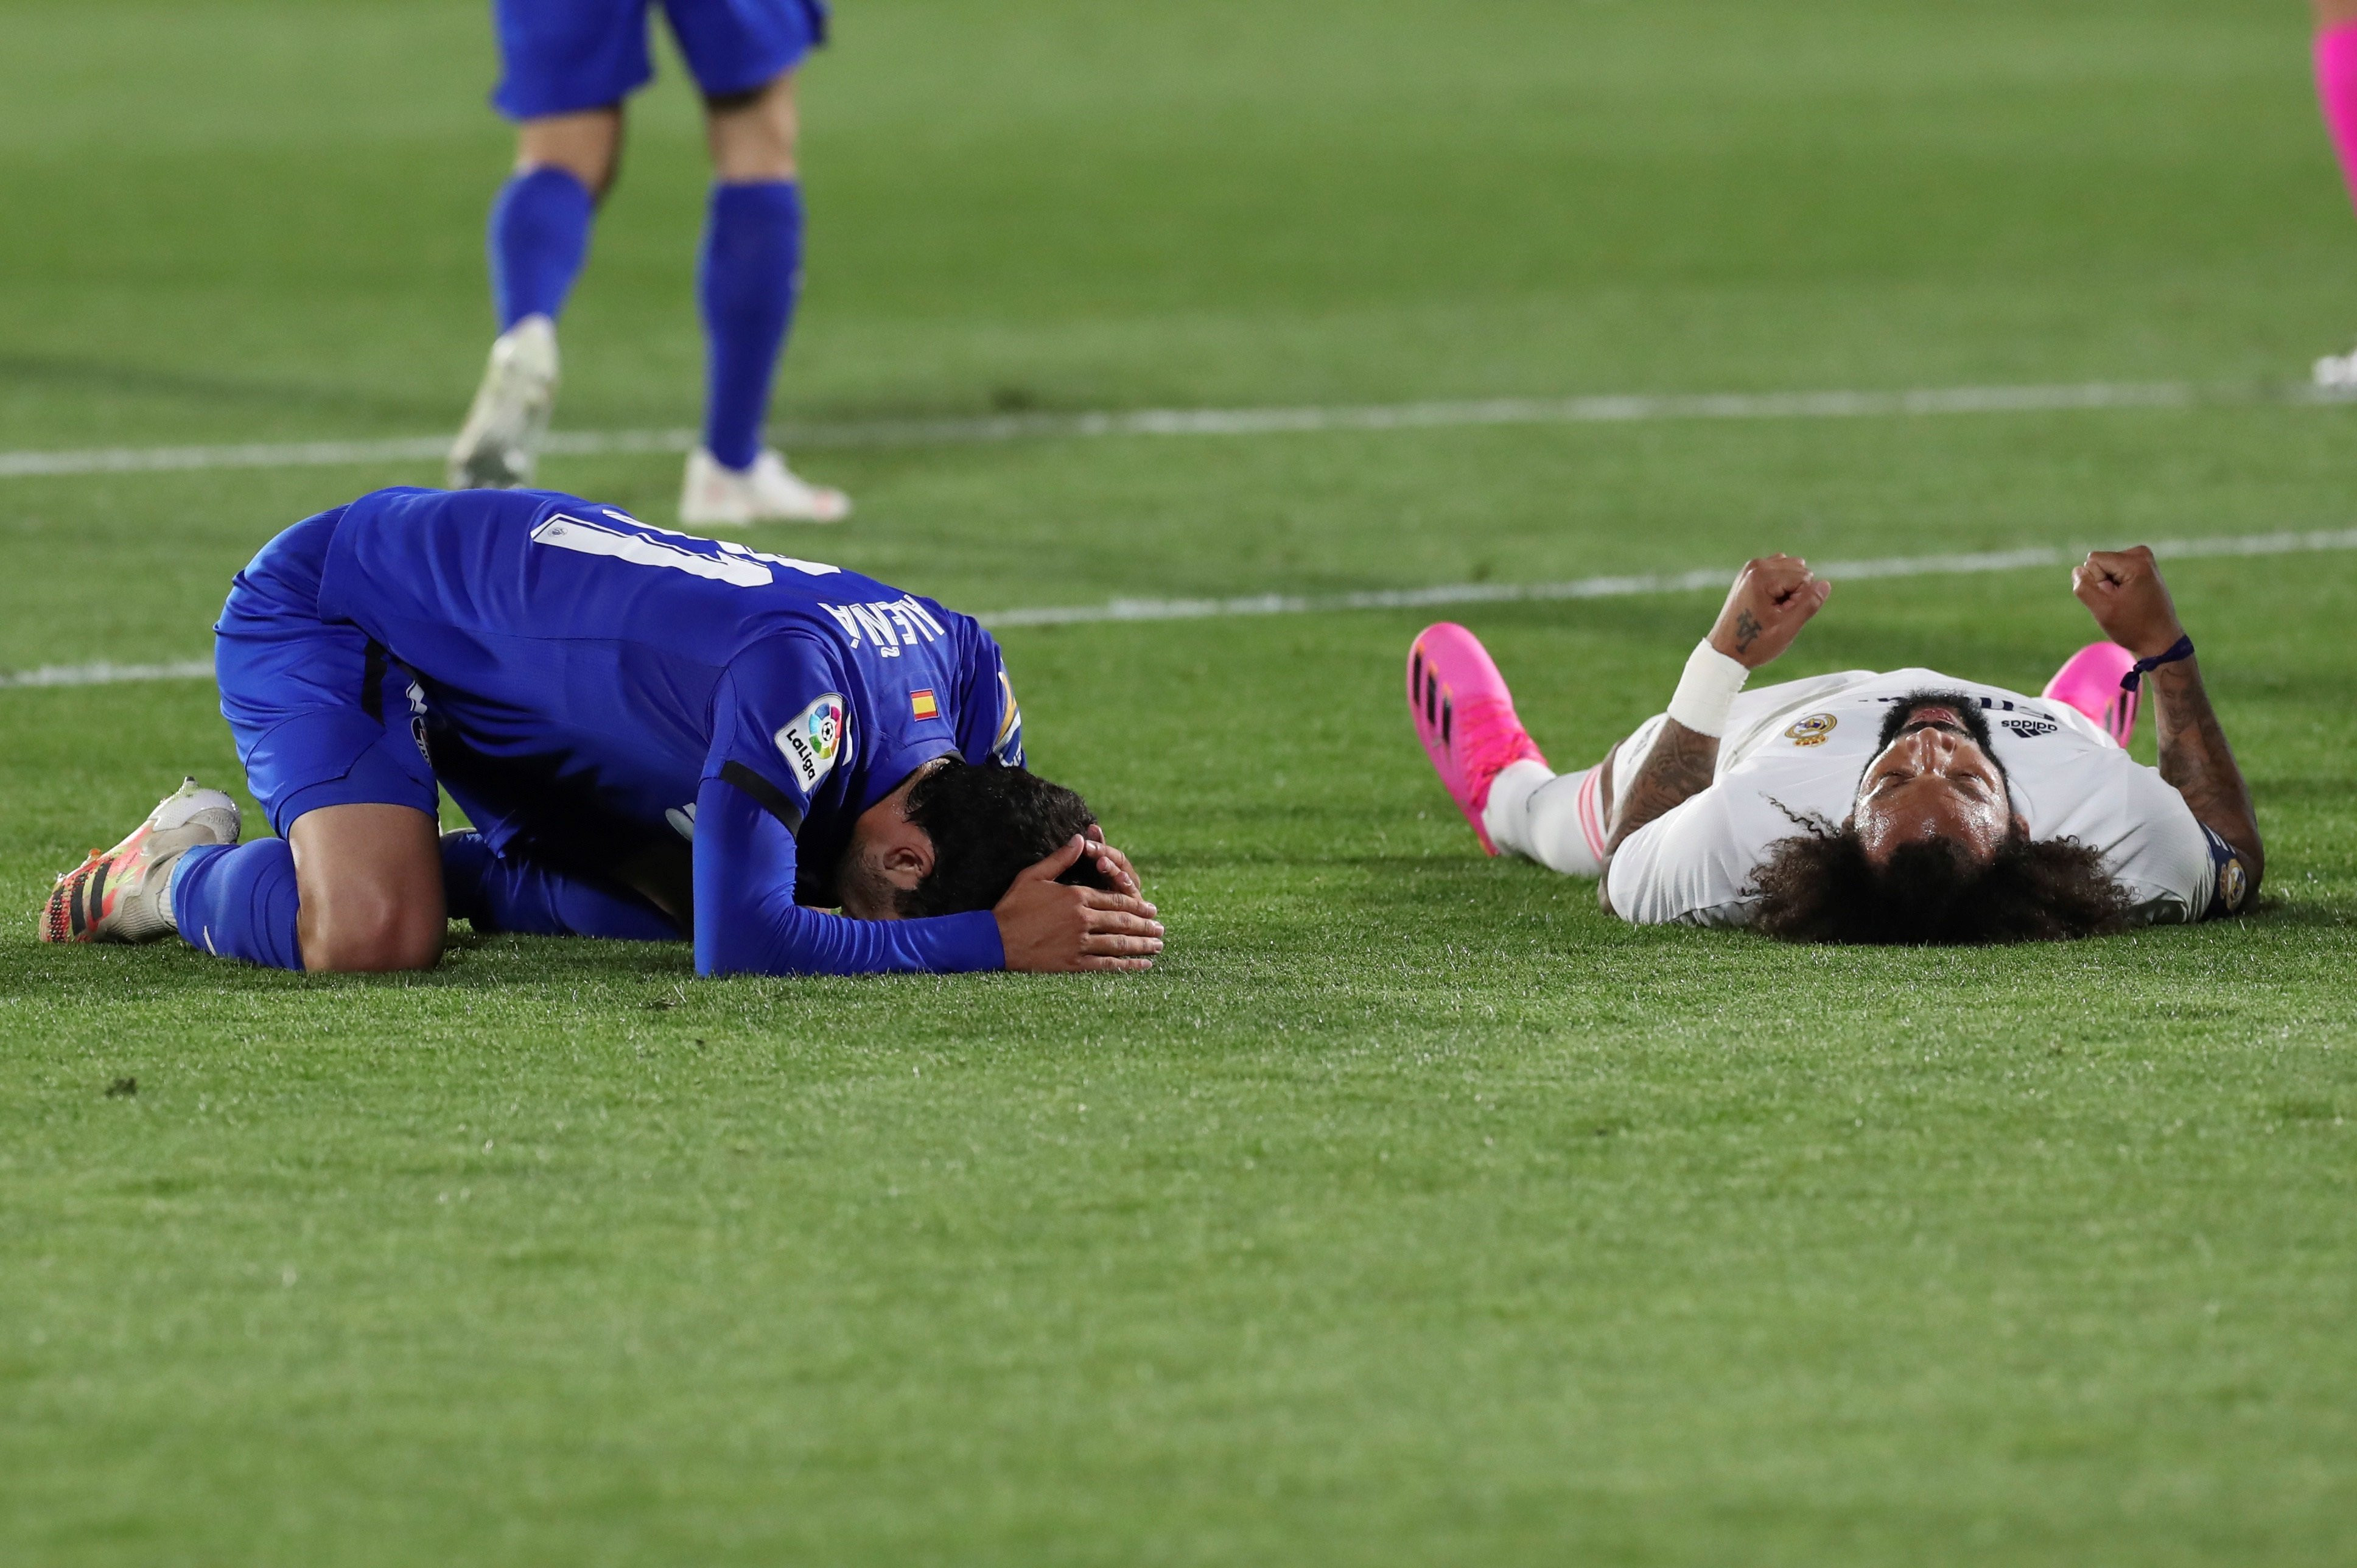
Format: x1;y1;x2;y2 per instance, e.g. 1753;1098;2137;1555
1750;811;2132;944
895;760;1113;918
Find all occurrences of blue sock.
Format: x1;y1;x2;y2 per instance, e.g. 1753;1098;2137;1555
698;180;804;470
440;832;681;940
168;841;305;971
489;167;595;331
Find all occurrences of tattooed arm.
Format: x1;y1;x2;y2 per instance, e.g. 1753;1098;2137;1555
1599;554;1832;913
2071;548;2262;904
2145;658;2263;891
1601;720;1721;859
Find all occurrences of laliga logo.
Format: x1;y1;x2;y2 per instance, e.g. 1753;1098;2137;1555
776;693;846;790
804;700;841;760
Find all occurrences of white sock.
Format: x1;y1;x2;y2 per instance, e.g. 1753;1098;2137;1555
156;851;186;933
1482;759;1552;858
1484;760;1608;877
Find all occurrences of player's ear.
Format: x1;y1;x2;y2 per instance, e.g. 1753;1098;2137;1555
877;830;935;892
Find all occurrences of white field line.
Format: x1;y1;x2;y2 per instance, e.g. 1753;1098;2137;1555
978;527;2357;627
0;659;217;689
4;378;2351;480
7;526;2352;690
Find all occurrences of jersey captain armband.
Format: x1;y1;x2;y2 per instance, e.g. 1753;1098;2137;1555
2200;825;2251;918
720;760;806;835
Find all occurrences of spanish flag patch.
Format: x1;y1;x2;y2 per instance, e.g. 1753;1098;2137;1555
910;688;940;721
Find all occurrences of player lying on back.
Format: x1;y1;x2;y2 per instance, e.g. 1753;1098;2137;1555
40;488;1162;976
1406;548;2261;940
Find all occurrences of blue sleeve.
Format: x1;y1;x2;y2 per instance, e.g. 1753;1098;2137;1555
950;616;1024;768
692;774;1006;976
703;634;851;831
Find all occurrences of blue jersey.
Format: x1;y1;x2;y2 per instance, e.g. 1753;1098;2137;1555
229;483;1023;971
290;486;1021;975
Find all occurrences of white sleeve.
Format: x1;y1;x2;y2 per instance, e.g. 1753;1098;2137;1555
2087;763;2221;925
1601;788;1763;926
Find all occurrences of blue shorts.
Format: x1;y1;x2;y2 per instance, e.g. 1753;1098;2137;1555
214;509;441;838
492;0;828;121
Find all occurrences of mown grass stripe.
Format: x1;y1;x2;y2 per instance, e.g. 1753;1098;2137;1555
4;379;2352;480
7;527;2350;690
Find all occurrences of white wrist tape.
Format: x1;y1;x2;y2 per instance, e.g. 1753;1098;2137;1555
1665;640;1749;737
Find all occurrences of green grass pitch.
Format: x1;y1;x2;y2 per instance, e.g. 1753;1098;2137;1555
3;1;2355;1561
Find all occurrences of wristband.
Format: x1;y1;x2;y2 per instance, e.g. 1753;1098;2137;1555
2120;634;2194;692
1665;639;1749;737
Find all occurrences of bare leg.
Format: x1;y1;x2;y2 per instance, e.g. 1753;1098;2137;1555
287;803;446;972
704;73;798;181
517;105;625;197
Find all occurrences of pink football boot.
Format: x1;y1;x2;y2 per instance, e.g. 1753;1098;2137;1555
1406;623;1547;854
2041;641;2140;747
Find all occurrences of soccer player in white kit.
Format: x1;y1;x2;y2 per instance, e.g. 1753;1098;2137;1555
1406;548;2262;942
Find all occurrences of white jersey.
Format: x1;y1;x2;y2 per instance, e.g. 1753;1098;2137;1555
1602;668;2224;928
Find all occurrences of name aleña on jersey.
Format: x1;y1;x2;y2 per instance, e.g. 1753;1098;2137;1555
819;595;949;659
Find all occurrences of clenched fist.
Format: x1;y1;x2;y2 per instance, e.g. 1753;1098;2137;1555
1707;555;1832;670
2071;547;2185;660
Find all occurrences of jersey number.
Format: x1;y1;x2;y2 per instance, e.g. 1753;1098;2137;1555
531;511;838;587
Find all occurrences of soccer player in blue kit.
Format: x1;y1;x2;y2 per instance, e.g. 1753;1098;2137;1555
38;488;1163;976
448;0;852;526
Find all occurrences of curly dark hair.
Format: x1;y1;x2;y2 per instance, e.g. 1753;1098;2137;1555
894;760;1114;918
1749;811;2132;945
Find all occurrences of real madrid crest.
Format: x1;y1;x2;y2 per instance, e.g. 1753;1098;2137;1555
1784;712;1838;747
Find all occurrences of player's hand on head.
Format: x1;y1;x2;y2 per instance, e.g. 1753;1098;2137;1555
2072;546;2185;659
1708;554;1832;670
995;836;1164;973
1080;822;1145;899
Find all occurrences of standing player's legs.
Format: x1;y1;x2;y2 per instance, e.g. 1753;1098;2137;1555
496;110;617;332
2314;0;2357;383
452;0;649;488
670;0;850;525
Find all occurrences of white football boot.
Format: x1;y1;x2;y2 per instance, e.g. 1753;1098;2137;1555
447;314;560;489
40;777;241;945
2315;338;2357;390
678;446;852;526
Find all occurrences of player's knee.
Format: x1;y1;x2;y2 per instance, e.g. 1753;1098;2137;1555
515;107;623;201
301;891;444;973
522;152;619;203
705;74;797;181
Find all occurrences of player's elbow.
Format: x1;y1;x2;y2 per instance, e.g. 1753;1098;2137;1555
2216;819;2264;912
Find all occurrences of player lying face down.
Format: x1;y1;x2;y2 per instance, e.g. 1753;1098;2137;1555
1406;547;2262;942
41;486;1161;976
